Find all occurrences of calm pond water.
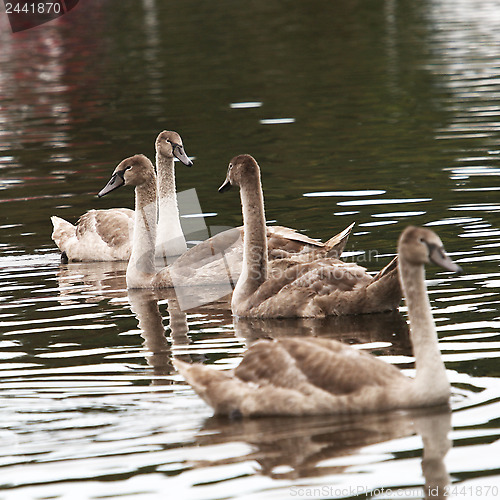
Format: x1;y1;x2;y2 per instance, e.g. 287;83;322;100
1;0;500;498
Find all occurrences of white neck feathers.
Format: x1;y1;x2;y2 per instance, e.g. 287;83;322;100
127;178;157;288
156;153;187;262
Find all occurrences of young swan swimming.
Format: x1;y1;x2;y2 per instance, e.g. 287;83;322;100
154;130;193;263
50;130;192;263
97;154;161;288
217;154;401;318
174;226;462;416
50;209;134;263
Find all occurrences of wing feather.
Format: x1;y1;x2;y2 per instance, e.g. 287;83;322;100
235;338;405;396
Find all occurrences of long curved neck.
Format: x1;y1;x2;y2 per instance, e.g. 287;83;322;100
233;176;268;304
156;153;187;263
127;179;157;288
399;259;449;395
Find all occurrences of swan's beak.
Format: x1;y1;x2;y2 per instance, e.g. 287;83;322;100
429;245;463;274
173;144;193;167
97;171;125;198
219;178;232;193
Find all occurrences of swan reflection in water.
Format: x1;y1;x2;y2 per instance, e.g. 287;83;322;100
234;311;411;355
54;259;129;304
128;289;180;381
127;288;233;384
191;407;451;499
54;257;233;310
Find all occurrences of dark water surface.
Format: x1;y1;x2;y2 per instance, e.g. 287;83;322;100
1;0;500;498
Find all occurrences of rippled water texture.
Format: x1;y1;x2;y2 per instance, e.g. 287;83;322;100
1;0;500;498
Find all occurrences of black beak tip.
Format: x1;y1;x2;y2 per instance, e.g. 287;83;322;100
219;182;232;193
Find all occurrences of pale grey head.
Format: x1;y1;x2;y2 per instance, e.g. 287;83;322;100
398;226;462;273
97;154;155;197
155;130;193;167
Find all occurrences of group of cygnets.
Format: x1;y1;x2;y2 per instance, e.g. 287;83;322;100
51;130;462;417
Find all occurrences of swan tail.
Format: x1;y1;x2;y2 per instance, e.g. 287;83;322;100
365;256;402;311
372;255;399;282
173;359;246;415
324;222;355;258
50;216;75;251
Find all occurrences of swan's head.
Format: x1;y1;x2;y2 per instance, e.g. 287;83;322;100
219;154;260;192
398;226;462;273
97;154;155;197
155;130;193;166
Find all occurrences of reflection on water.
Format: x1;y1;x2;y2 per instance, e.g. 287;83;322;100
190;408;451;499
128;289;177;381
1;0;500;498
234;313;411;354
55;260;128;303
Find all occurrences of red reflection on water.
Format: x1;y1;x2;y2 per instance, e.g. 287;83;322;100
0;1;106;186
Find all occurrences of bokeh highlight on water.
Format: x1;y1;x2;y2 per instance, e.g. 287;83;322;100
1;0;500;498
